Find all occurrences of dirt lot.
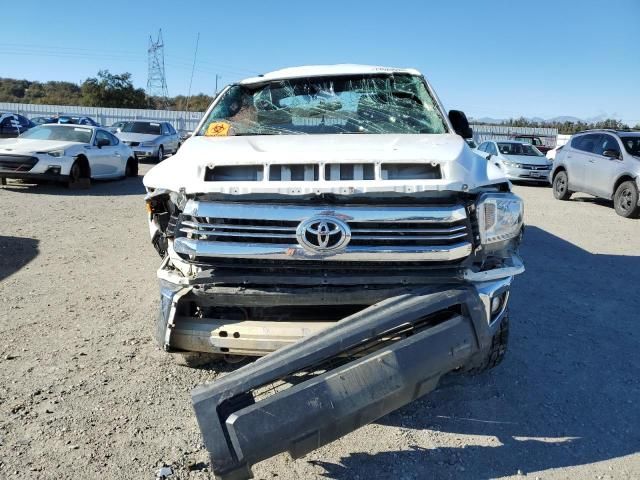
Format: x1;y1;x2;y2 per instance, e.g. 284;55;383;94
1;164;639;480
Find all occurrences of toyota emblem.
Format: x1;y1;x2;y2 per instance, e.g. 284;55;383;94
296;216;351;253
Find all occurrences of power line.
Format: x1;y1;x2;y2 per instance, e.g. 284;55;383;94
185;33;200;113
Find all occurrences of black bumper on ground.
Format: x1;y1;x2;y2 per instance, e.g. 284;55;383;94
191;286;492;480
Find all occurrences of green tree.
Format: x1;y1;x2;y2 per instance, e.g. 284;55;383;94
80;70;148;108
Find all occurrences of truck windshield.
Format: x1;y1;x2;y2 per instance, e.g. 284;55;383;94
198;74;448;136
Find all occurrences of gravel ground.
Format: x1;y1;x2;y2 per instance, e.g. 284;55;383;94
1;164;639;480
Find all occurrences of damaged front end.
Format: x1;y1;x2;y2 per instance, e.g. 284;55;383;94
144;186;523;479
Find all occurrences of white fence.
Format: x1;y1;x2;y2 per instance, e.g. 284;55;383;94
0;102;206;132
470;124;559;147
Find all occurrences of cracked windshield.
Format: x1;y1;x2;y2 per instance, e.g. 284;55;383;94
198;74;447;136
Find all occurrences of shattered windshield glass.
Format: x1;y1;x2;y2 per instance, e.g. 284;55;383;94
198;74;448;136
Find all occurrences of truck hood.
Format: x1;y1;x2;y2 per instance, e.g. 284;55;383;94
0;138;83;154
143;134;507;196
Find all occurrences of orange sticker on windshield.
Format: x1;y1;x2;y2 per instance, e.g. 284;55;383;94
205;122;231;136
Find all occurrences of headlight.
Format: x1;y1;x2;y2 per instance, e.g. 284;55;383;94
140;141;156;147
502;160;521;168
47;149;65;157
477;193;524;244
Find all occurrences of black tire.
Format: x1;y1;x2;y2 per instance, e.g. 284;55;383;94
171;351;222;368
157;145;164;162
125;157;138;177
465;314;509;374
613;181;640;218
552;170;572;200
67;159;90;189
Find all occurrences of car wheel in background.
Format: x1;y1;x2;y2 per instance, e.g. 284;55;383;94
613;181;639;218
552;171;572;200
157;145;164;162
125;157;138;177
67;158;90;189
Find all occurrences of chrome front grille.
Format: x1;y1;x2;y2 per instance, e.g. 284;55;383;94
173;201;473;262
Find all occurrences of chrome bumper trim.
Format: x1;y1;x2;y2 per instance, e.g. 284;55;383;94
173;237;473;262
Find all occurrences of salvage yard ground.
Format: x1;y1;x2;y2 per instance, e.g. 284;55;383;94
1;164;639;480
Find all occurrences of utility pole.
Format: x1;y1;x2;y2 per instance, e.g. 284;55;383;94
147;29;170;108
215;75;222;95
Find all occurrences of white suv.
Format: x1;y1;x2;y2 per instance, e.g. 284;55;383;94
551;129;640;218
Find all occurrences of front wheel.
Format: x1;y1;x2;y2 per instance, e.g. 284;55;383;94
157;146;164;162
553;171;572;200
125;157;138;177
464;314;509;374
67;160;90;189
614;181;640;218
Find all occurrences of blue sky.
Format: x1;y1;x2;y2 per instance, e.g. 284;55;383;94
2;0;639;124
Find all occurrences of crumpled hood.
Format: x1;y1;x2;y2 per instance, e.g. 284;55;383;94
503;154;551;165
143;134;507;195
117;132;161;143
0;138;82;154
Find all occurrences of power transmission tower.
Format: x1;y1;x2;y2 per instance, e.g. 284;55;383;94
147;29;169;107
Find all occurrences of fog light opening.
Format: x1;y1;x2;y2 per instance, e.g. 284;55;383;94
490;292;507;316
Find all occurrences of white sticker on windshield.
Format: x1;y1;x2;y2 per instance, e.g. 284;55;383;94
74;128;92;133
150;123;160;126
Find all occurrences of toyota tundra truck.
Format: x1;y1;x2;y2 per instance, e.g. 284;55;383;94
143;65;525;480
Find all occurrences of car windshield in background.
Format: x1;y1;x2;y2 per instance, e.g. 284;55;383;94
122;122;162;135
19;125;93;143
498;142;543;156
198;74;448;136
620;135;640;156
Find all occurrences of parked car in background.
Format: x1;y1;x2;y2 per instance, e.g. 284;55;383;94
31;116;57;126
551;129;640;218
476;140;552;184
0;124;137;187
56;115;100;126
116;120;180;161
108;121;128;133
0;113;35;138
513;134;553;154
546;144;564;161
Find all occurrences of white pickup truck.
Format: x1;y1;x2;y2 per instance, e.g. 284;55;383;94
143;64;524;480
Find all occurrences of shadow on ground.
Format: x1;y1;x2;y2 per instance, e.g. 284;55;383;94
311;226;640;479
0;236;39;282
0;176;145;197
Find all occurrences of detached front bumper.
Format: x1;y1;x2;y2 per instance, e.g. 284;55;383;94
191;286;502;480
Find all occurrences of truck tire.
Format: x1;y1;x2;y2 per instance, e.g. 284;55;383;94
171;351;222;368
613;181;640;218
464;314;509;374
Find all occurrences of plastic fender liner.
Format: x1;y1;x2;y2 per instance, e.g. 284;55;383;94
191;287;489;480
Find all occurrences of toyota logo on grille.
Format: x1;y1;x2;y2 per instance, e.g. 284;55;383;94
296;216;351;253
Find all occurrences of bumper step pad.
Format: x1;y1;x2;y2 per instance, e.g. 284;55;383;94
192;287;489;480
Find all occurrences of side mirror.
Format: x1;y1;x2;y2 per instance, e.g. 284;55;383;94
602;149;620;159
96;138;110;148
448;110;473;139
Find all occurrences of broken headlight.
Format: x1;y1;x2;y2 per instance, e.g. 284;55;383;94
477;193;523;244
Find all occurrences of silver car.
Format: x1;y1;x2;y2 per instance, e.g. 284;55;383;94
476;140;552;184
116;121;180;161
551;129;640;218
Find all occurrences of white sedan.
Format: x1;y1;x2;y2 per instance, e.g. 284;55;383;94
475;140;553;184
0;124;137;188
